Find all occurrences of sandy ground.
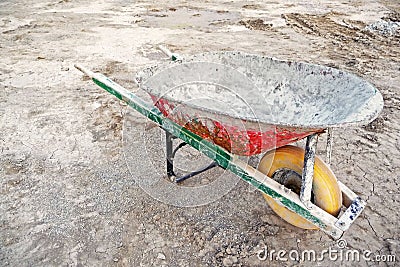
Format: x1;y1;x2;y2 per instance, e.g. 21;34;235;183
1;0;399;266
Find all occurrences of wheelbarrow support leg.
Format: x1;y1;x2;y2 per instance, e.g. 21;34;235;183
166;131;176;178
165;130;218;183
326;128;333;166
300;134;318;209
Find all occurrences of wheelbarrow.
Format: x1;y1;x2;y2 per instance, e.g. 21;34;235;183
75;47;383;239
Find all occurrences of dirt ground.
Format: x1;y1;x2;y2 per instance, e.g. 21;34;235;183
1;0;399;266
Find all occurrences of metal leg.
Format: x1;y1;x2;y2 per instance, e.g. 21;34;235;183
166;131;175;178
175;162;218;183
326;128;333;166
172;142;187;158
300;134;318;209
165;130;219;183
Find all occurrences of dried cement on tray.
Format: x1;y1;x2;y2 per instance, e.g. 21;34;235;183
138;52;383;128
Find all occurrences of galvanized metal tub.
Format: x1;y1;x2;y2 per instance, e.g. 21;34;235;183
135;51;383;156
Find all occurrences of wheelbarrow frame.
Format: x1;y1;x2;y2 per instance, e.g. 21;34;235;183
75;62;365;240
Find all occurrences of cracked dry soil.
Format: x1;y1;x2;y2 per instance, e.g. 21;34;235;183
1;0;399;266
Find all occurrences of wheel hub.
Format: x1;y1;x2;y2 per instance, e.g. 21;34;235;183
272;168;314;202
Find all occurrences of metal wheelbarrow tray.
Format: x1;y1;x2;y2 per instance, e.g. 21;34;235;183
75;49;383;239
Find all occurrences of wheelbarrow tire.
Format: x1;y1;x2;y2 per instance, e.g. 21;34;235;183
257;145;342;230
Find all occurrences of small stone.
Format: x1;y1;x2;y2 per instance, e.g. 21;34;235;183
113;258;119;262
198;249;206;257
222;257;233;266
197;239;205;247
260;215;270;223
226;247;232;254
15;153;27;162
96;245;107;253
231;256;238;263
171;243;180;248
157;252;166;260
201;178;210;184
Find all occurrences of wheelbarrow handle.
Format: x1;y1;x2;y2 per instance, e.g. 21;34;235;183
74;64;159;122
74;64;96;79
158;45;183;61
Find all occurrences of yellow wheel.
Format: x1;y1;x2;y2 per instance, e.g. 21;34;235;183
258;145;342;229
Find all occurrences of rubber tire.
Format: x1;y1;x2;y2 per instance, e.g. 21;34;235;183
258;145;342;230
